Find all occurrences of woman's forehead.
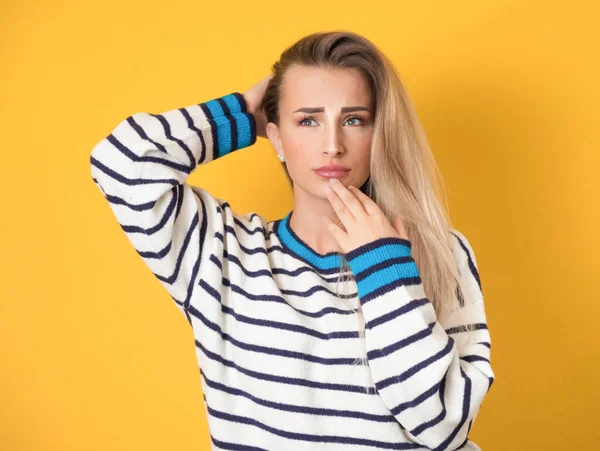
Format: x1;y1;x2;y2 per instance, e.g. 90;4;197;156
280;65;373;112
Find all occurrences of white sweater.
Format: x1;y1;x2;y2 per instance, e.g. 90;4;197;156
90;92;494;451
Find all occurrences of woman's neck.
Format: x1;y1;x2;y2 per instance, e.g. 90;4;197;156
288;186;345;255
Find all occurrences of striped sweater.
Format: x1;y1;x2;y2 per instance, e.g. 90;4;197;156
90;92;494;451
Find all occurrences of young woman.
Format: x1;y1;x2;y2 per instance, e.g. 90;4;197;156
90;31;494;451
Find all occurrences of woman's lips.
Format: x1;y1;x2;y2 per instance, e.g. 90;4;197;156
314;169;350;178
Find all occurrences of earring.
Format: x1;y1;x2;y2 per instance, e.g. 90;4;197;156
278;154;285;162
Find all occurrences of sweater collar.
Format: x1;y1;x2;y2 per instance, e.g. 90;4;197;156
274;211;343;272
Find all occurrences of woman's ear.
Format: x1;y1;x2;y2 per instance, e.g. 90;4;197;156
266;122;283;157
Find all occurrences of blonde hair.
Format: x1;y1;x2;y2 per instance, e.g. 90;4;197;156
260;31;471;391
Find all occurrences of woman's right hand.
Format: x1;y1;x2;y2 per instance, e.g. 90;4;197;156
243;75;273;139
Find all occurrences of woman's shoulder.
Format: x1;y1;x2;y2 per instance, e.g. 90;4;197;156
190;185;271;240
215;196;272;240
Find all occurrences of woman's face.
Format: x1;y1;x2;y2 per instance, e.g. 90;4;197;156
266;64;374;200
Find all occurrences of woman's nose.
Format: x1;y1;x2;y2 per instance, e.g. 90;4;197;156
323;130;345;156
323;148;343;156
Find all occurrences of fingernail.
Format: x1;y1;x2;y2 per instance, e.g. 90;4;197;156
329;178;339;185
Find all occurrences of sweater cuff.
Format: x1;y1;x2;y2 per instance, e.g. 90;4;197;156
200;92;257;158
345;237;421;304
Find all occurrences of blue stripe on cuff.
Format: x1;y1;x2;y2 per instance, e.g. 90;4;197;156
346;240;412;274
234;113;253;149
222;93;244;114
205;94;257;158
211;115;234;156
345;238;421;302
354;261;420;299
204;98;226;118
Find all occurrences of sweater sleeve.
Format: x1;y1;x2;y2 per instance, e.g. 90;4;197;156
345;230;494;451
89;92;256;321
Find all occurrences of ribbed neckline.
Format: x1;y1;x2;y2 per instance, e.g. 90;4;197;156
274;211;344;272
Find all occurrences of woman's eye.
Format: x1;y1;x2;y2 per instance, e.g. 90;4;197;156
346;116;364;126
299;118;316;126
297;116;365;126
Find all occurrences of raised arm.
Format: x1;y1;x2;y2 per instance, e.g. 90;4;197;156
90;91;257;321
346;230;494;450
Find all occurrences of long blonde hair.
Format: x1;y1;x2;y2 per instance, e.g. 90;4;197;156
260;31;470;385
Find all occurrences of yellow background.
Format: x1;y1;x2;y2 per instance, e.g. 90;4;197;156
1;1;598;449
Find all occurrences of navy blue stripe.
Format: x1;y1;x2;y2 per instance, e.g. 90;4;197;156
174;184;184;220
365;298;430;330
199;103;219;160
205;404;421;449
452;232;482;293
106;130;192;173
214;206;266;236
211;247;351;284
367;322;436;361
137;238;171;259
232;218;265;236
188;303;359;366
389;380;441;416
280;284;357;300
148;112;196;167
198;279;464;340
210;435;269;451
133;190;206;314
120;186;178;235
215;231;267;255
433;367;472;451
353;256;415;283
221;277;357;318
346;237;412;261
200;370;396;423
196;339;377;394
272;264;351;282
217;98;239;152
138;208;198;284
410;374;447;436
220;201;262;221
197;280;358;340
126;115;194;170
377;337;455;390
125;116;165;152
211;252;357;299
272;240;346;275
225;214;266;236
102;191;156;211
90;156;179;187
224;224;271;244
232;92;248;111
460;355;490;363
227;228;349;276
178;106;207;163
358;276;422;305
183;192;208;313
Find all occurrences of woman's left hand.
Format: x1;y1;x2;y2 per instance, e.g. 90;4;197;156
322;178;409;254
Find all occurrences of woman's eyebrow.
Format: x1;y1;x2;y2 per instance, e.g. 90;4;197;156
292;106;371;113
